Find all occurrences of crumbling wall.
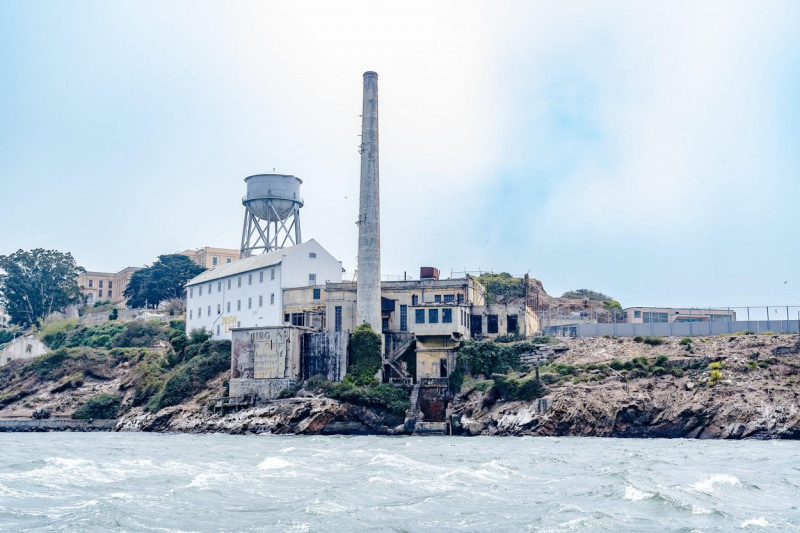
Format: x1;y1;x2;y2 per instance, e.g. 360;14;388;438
229;378;294;401
302;331;348;382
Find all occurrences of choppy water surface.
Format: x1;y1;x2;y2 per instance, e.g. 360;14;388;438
0;434;798;532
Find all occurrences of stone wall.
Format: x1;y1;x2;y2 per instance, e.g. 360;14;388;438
229;378;294;401
301;331;348;381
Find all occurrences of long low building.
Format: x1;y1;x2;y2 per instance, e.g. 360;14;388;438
184;239;343;339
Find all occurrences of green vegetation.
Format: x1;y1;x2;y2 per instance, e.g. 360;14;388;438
301;374;410;415
491;372;546;401
39;319;168;350
560;289;614;301
0;249;83;327
0;330;15;346
72;393;122;419
347;323;382;386
477;272;526;304
124;254;206;308
460;376;494;394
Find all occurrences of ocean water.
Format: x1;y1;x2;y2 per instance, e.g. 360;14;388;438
0;434;798;532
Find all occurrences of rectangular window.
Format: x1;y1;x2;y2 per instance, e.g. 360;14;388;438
634;310;641;318
270;293;275;305
442;309;452;323
207;305;211;316
507;315;518;334
643;312;668;323
208;283;212;294
199;286;203;296
237;277;241;288
226;258;232;263
216;325;220;335
98;290;103;297
471;315;482;334
487;314;499;334
108;281;113;289
248;298;252;309
271;269;275;280
237;300;241;311
217;304;221;314
429;309;439;323
212;257;218;266
412;294;419;306
99;280;103;288
88;280;93;287
400;305;408;332
248;274;252;285
198;307;202;317
189;310;193;319
227;279;231;290
309;252;316;258
309;273;316;284
444;294;454;303
313;288;321;300
291;312;305;326
434;294;442;303
227;302;231;313
190;287;193;298
259;295;263;307
108;290;112;298
218;281;221;292
457;293;464;304
259;271;264;283
415;309;425;324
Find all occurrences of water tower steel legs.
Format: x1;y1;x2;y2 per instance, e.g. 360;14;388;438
240;201;302;258
356;71;382;333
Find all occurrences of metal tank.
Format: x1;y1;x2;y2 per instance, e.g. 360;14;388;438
240;173;303;257
243;174;304;221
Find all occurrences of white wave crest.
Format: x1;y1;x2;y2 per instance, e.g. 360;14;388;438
257;457;293;470
741;516;772;527
624;486;654;501
691;474;741;493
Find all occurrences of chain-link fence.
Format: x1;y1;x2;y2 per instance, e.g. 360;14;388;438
541;305;800;338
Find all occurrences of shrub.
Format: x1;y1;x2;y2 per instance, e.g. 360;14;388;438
323;381;410;415
72;393;121;419
478;272;525;303
39;319;79;349
679;337;692;346
304;374;330;391
609;359;624;371
32;408;51;419
633;336;643;343
108;308;118;321
348;323;382;384
113;321;165;348
491;372;546;401
642;337;664;346
540;373;559;384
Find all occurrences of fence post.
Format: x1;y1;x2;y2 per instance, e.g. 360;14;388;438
747;306;751;332
767;306;770;332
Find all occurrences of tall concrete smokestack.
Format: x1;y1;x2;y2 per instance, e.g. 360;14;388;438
356;71;381;333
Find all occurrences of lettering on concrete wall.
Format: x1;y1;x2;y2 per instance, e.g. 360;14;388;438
252;329;290;379
221;315;237;333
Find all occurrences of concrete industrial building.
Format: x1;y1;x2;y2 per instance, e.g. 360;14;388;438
622;307;736;323
184;239;342;339
0;334;49;367
77;267;140;305
179;247;240;269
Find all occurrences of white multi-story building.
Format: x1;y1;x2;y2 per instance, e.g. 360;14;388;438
184;239;342;339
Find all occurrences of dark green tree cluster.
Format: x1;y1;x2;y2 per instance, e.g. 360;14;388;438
123;254;205;308
0;249;83;327
477;272;526;304
561;288;614;301
348;323;382;386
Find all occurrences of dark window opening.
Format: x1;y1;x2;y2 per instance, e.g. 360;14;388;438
428;309;439;324
415;309;425;323
471;315;482;336
457;293;464;304
400;305;408;331
291;313;305;327
487;314;499;334
382;318;389;332
313;288;321;300
434;295;442;303
442;308;452;323
411;294;419;306
334;306;342;332
507;314;518;334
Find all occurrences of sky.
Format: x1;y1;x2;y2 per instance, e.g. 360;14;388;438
1;1;798;308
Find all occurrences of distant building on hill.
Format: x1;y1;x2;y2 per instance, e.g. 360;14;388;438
0;334;49;367
77;267;140;305
179;246;241;269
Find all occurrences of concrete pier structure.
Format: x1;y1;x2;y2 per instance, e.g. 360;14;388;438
356;71;381;333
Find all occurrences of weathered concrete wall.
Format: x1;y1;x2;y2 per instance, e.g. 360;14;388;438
231;326;304;380
301;331;348;382
229;378;294;401
0;336;49;367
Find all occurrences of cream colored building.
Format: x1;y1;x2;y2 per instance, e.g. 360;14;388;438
179;246;241;269
623;307;736;324
77;267;140;305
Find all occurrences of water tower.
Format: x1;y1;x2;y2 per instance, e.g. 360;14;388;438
240;173;303;257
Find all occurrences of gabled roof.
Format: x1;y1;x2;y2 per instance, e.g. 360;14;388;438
185;239;321;286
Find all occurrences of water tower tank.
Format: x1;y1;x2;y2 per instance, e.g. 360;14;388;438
240;173;304;257
243;174;304;221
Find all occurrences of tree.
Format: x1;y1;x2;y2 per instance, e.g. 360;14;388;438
124;254;206;308
561;288;615;302
0;249;84;327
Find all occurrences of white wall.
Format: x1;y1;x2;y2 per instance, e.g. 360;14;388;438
280;240;343;288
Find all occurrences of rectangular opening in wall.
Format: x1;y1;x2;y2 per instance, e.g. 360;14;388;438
507;314;518;334
442;309;452;323
487;314;499;334
313;288;321;300
335;306;342;332
471;315;482;336
415;309;425;324
291;312;305;326
400;305;408;331
428;309;439;324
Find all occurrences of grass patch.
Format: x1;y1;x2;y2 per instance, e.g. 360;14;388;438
72;393;121;419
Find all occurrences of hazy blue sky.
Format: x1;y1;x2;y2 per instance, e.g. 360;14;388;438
1;1;798;308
